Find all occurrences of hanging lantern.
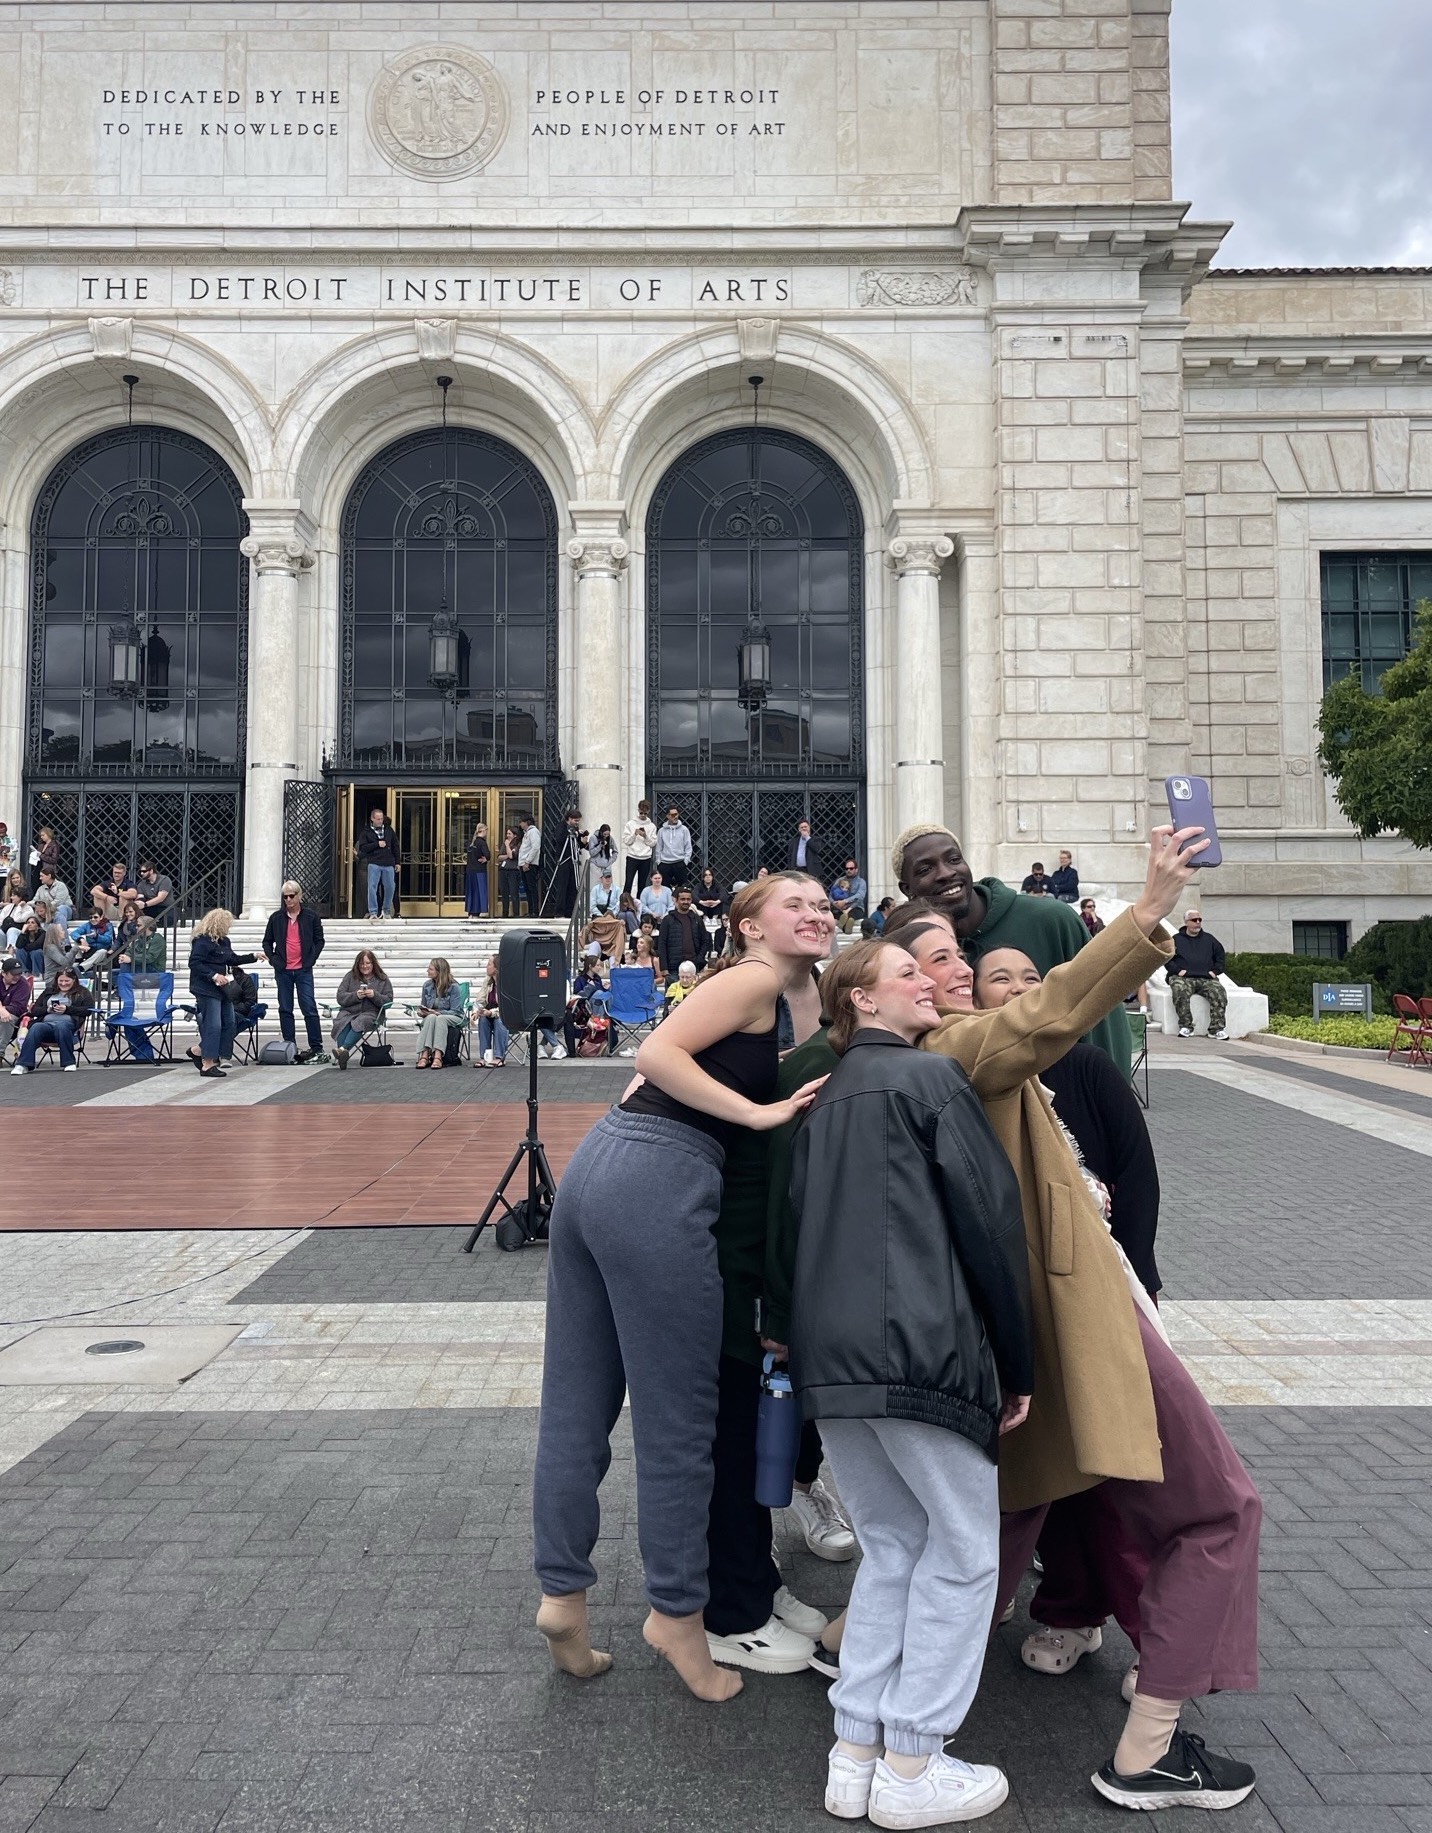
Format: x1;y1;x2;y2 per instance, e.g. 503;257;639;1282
428;599;460;698
737;617;771;711
108;622;142;697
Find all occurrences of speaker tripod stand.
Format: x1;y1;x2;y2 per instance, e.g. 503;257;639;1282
464;1022;557;1253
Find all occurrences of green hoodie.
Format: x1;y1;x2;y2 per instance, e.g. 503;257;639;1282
963;876;1131;1080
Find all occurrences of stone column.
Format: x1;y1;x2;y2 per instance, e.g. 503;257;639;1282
957;532;1001;870
888;532;954;838
567;523;629;849
0;518;26;846
240;501;315;917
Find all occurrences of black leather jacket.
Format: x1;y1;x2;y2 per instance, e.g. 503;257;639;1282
789;1029;1034;1459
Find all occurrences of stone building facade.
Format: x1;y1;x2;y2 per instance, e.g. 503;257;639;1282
0;0;1428;945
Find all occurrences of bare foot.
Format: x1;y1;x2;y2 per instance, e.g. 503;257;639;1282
643;1609;743;1701
536;1593;612;1679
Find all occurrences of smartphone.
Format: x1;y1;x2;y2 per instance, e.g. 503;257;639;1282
1164;774;1222;868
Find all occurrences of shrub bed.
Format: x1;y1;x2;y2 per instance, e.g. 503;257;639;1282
1222;952;1387;1016
1264;1015;1400;1050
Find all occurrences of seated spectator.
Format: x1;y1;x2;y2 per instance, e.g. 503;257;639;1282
563;954;610;1058
31;867;72;929
12;915;45;978
42;921;77;982
331;947;392;1071
627;929;658;973
639;869;674;921
134;859;177;925
112;896;142;957
415;956;465;1070
11;966;92;1074
1168;909;1229;1040
694;867;727;924
1050;850;1080;904
1021;861;1050;895
229;964;260;1027
871;896;895;935
0;958;32;1064
664;959;699;1012
1079;897;1105;938
586;869;627;959
90;858;136;915
116;915;167;974
827;857;868;932
471;953;508;1068
657;884;710;978
617;890;641;937
1;871;34;945
72;908;117;975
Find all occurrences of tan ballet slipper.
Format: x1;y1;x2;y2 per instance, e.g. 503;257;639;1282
535;1592;612;1679
642;1609;742;1702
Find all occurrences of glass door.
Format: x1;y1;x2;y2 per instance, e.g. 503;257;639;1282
442;789;489;911
395;790;440;915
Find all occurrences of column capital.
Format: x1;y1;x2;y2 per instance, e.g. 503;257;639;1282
241;499;316;575
887;533;954;578
567;536;629;578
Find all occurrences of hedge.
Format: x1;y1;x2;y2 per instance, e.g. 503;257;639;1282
1265;1015;1399;1050
1344;917;1432;1003
1222;952;1389;1017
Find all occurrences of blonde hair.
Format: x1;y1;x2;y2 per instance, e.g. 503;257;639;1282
819;938;901;1054
891;821;961;882
193;908;233;940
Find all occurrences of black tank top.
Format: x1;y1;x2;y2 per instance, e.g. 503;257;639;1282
620;1020;780;1146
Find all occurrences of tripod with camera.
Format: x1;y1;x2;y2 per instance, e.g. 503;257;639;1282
464;928;565;1254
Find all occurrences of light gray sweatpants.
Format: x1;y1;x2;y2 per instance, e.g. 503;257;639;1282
532;1108;725;1618
820;1416;1000;1756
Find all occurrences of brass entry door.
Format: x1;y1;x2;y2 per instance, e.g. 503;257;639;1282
346;787;542;918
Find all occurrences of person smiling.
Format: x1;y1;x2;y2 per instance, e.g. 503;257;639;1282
893;823;1131;1079
789;937;1033;1826
531;872;828;1704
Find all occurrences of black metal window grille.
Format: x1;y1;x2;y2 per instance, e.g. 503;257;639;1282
1292;920;1349;962
1321;552;1432;692
26;426;247;897
650;783;865;895
647;428;864;778
338;428;559;775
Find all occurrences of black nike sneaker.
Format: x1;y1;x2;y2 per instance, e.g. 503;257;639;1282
1092;1730;1256;1811
808;1639;840;1680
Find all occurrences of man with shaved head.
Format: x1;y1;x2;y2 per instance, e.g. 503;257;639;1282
891;823;1131;1078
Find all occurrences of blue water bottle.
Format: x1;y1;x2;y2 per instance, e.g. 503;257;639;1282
754;1353;802;1509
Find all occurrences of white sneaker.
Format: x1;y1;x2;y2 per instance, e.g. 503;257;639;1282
550;1042;567;1059
1021;1624;1102;1675
787;1479;856;1561
705;1614;814;1674
1122;1660;1140;1703
1211;1028;1230;1040
772;1584;828;1641
62;1063;78;1073
867;1753;1009;1828
1177;1026;1194;1038
10;1064;28;1075
538;1042;552;1059
826;1744;878;1820
618;1046;638;1057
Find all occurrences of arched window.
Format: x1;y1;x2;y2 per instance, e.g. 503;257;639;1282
338;428;558;773
647;428;864;882
27;426;248;900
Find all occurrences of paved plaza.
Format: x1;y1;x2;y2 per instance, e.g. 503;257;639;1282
1;1041;1431;1832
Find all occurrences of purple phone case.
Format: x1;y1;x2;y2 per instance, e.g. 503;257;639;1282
1164;775;1222;868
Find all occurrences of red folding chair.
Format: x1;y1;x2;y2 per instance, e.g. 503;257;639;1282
1389;993;1430;1066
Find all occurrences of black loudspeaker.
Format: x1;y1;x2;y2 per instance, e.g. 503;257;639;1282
497;929;566;1030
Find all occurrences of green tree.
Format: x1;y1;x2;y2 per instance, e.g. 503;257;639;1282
1318;600;1432;848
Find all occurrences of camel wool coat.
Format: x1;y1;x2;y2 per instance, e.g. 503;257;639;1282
920;908;1173;1512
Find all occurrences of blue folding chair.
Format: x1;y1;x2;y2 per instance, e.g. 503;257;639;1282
606;966;662;1056
104;971;177;1064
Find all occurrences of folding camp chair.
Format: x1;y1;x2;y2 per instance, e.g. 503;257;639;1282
103;972;176;1064
606;965;663;1056
1126;1009;1150;1109
1390;993;1431;1067
231;972;271;1065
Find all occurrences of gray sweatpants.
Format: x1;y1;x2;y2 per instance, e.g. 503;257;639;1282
532;1108;725;1618
821;1416;999;1756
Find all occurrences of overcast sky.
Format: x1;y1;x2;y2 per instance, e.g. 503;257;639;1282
1171;0;1432;268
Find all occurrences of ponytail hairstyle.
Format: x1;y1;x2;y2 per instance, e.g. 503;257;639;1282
698;870;824;978
819;937;900;1055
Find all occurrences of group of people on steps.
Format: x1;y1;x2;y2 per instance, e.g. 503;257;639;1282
529;825;1263;1826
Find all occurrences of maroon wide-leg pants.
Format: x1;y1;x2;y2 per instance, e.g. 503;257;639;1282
996;1308;1262;1701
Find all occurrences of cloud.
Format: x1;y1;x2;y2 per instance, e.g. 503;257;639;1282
1172;0;1432;267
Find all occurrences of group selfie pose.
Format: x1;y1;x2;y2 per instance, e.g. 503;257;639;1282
531;823;1263;1825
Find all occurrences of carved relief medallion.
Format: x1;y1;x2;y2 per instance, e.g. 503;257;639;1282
857;268;977;308
369;45;509;180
